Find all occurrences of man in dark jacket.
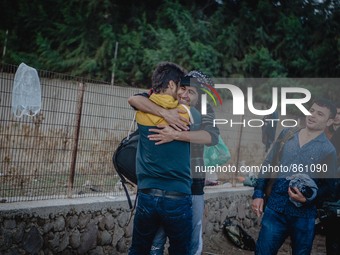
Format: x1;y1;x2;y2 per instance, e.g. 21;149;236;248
324;101;340;255
252;99;337;255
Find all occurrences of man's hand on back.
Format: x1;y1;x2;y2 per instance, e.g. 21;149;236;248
148;125;180;145
159;108;189;131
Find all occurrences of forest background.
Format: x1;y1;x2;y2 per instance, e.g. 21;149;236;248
1;0;339;104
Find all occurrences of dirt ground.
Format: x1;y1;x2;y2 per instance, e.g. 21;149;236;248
202;227;326;255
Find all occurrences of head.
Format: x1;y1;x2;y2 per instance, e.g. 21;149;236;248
333;102;340;128
151;62;186;98
306;98;336;131
177;70;213;107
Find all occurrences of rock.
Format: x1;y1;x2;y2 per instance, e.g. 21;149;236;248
43;222;53;234
47;232;60;250
4;220;16;229
69;229;81;249
89;246;104;255
112;227;124;247
53;216;65;232
77;221;98;254
98;230;112;246
78;213;92;229
23;226;43;254
117;212;129;228
67;215;78;229
13;223;25;244
58;232;69;252
117;238;129;253
237;202;246;219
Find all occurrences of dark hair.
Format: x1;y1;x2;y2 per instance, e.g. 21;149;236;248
180;70;213;109
313;98;337;119
179;70;213;104
180;70;213;92
151;62;186;93
335;101;340;109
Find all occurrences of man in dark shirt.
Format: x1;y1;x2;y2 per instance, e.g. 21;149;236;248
128;62;192;255
324;101;340;255
129;70;220;255
325;102;340;139
252;99;337;255
262;110;278;152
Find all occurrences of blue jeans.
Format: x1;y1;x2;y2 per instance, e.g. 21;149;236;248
150;227;167;255
256;207;315;255
190;195;204;255
129;192;192;255
150;195;204;255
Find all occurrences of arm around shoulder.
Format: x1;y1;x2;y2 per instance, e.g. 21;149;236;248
128;94;163;116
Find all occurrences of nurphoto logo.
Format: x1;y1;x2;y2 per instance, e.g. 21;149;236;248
196;78;313;128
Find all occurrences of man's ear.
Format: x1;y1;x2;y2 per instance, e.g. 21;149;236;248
326;118;334;127
168;80;177;90
168;81;178;94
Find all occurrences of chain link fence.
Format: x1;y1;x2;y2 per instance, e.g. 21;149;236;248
0;63;143;202
1;63;287;203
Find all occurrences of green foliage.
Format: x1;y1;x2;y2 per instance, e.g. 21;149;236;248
242;46;287;78
1;0;339;99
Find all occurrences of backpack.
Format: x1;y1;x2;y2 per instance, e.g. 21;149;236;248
112;129;139;209
322;200;340;218
223;217;256;251
112;104;192;209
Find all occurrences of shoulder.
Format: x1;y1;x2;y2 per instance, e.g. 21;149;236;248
200;103;216;121
276;127;293;139
323;134;336;152
314;133;336;157
206;103;216;116
134;92;149;98
190;107;201;124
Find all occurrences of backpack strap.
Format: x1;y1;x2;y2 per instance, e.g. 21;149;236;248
120;175;133;209
125;193;138;226
265;126;303;197
112;112;137;210
127;112;136;139
112;152;134;209
180;104;194;124
272;126;303;166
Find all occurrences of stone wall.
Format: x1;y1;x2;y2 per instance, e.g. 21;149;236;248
0;187;256;254
203;187;258;234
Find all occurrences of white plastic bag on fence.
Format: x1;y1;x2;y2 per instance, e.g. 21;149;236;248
12;63;42;118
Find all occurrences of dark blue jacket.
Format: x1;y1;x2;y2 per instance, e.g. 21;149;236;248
253;128;337;218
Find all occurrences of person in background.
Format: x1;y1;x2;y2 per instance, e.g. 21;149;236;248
261;110;279;152
325;101;340;139
323;101;340;255
252;98;337;255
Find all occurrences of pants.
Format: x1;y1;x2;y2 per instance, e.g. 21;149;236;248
190;195;204;255
256;207;315;255
325;217;340;255
150;195;204;255
129;192;192;255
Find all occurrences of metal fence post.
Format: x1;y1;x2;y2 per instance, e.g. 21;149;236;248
233;115;244;187
68;82;85;198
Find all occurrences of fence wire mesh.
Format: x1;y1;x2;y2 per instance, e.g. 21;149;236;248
1;64;143;202
1;63;286;203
